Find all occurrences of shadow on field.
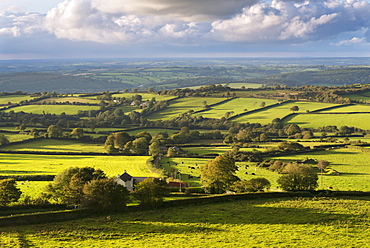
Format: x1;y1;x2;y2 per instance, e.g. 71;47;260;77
0;170;46;174
121;200;356;226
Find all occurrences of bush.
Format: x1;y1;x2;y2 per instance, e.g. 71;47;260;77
277;163;318;191
132;178;169;207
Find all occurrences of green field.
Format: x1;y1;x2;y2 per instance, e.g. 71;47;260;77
0;133;35;142
1;139;106;153
341;93;370;101
0;95;33;105
317;104;370;112
146;97;227;120
37;97;100;104
269;148;370;191
224;82;262;88
111;93;176;101
160;157;279;188
3;105;101;115
1;197;369;247
194;98;277;119
0;153;155;178
284;113;370;129
233;102;338;125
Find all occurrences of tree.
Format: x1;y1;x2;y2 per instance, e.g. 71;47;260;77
229;178;270;193
0;134;9;146
148;140;160;156
82;178;130;213
277;163;318;191
200;154;239;193
132;178;169;207
260;102;266;108
290;105;299;113
71;127;84;139
0;178;22;206
285;124;301;136
47;125;63;138
46;167;106;205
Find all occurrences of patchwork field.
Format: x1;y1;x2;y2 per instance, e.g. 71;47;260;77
194;98;277;119
1;197;368;247
146;97;227;120
233;101;338;125
284;113;370;129
0;133;34;142
3;105;101;115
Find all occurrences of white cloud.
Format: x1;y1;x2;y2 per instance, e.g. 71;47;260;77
1;0;370;48
210;0;370;43
333;37;366;46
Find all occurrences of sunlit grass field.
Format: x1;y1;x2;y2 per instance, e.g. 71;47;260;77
284;113;370;129
0;153;154;178
111;93;177;101
3;105;101;115
0;95;34;105
0;133;34;142
233;102;338;124
1;197;368;247
268;148;370;191
146;97;227;120
36;97;100;104
317;104;370;112
193;98;277;119
1;139;106;153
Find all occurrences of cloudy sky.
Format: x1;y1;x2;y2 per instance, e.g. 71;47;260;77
1;0;370;59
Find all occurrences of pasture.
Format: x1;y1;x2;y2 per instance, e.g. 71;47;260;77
110;93;177;101
3;105;101;115
36;97;100;104
146;97;227;120
268;147;370;191
193;98;277;119
0;153;155;178
233;101;338;125
317;104;370;113
1;139;106;153
0;133;34;142
1;197;369;247
284;113;370;129
0;95;33;105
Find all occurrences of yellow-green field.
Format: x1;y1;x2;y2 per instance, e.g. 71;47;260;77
110;93;177;101
1;139;106;153
37;97;100;104
146;97;227;120
269;148;370;191
317;104;370;112
194;98;277;119
233;102;339;124
1;197;368;247
0;153;155;178
3;105;101;115
0;95;33;105
284;113;370;129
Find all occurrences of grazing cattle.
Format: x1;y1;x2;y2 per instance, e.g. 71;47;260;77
328;186;333;190
190;166;195;169
188;175;193;179
182;162;184;164
245;172;248;174
251;173;255;175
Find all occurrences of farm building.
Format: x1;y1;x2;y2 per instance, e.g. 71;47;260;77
114;171;148;190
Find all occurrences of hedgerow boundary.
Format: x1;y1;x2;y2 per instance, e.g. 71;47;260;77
1;191;369;227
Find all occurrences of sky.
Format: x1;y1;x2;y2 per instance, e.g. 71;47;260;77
1;0;370;59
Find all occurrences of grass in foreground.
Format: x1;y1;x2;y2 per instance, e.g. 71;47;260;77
1;197;368;247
